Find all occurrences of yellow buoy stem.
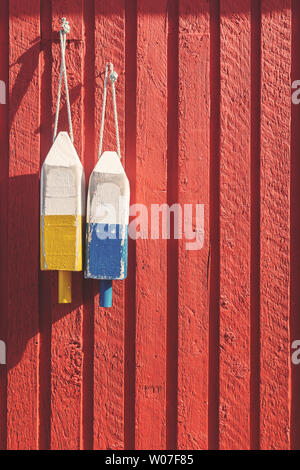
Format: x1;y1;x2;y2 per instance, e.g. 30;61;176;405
58;271;72;303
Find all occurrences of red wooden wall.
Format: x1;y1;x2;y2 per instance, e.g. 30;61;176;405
0;0;299;450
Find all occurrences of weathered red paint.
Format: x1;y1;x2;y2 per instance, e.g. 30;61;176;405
260;0;291;450
0;0;8;451
219;0;251;449
135;0;168;450
177;0;210;450
0;0;299;450
7;0;40;450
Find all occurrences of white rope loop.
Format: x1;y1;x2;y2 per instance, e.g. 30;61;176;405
98;64;109;159
53;18;73;143
98;62;121;159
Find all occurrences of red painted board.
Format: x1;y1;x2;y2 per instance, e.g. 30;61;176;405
39;0;53;450
177;0;210;450
219;0;251;450
135;0;168;450
166;0;178;450
50;0;84;450
7;0;40;450
259;0;291;450
291;0;300;451
124;0;137;451
0;0;8;450
93;0;126;450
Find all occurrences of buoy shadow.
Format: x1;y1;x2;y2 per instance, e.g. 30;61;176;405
3;174;87;371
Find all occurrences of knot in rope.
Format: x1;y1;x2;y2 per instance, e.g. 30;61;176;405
61;17;70;34
109;71;118;84
109;63;118;85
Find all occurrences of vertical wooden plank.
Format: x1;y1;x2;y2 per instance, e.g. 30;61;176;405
50;0;84;450
291;0;300;450
39;0;53;450
124;0;137;450
250;0;261;451
166;0;178;450
218;0;251;449
81;0;95;451
260;0;291;450
93;0;126;450
7;0;40;450
0;0;8;450
135;0;168;450
208;0;220;450
177;0;210;450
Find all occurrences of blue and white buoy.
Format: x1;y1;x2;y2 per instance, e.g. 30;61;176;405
85;151;130;307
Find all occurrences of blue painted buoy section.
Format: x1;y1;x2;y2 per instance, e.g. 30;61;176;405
85;223;128;280
100;280;113;307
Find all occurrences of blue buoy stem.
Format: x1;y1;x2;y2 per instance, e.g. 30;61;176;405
100;280;112;307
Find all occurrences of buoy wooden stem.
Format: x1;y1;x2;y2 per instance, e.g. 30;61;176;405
100;280;113;307
59;271;72;304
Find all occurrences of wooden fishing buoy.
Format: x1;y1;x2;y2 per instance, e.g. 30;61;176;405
40;19;85;303
85;64;129;308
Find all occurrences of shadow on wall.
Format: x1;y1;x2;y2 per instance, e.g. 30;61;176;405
10;0;286;16
9;40;40;127
9;36;82;134
6;27;88;370
6;174;90;371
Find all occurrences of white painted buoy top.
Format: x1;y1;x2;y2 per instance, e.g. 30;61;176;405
41;131;85;216
86;151;130;226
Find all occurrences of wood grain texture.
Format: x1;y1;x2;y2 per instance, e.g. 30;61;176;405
50;0;84;450
93;0;126;450
219;0;251;450
135;0;168;450
208;0;220;450
177;0;210;450
1;0;298;450
7;0;40;450
259;0;291;450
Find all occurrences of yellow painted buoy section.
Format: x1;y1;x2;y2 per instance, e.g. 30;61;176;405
40;215;83;271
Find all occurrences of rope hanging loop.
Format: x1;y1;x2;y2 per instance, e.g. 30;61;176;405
53;17;73;143
98;62;121;159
